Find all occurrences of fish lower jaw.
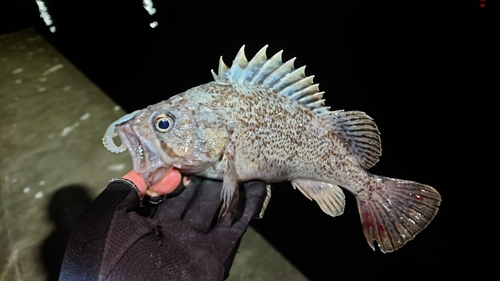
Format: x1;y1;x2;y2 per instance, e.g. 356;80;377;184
143;167;170;187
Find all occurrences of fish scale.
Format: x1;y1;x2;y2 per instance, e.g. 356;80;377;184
209;84;332;181
103;45;441;253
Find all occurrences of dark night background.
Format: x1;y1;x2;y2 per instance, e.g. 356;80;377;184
1;1;495;280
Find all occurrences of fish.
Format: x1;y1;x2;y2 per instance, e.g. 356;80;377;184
102;45;441;253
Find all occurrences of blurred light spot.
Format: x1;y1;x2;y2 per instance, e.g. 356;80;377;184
27;36;41;42
23;187;30;194
35;0;56;32
42;64;64;76
80;112;90;120
143;0;157;15
108;163;126;171
61;122;79;137
34;191;44;199
150;21;158;28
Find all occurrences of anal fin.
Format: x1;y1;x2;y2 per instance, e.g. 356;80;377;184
292;179;345;217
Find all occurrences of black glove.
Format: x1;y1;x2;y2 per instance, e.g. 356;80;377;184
59;177;267;281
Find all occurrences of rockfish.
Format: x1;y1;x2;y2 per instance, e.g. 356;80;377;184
103;45;441;253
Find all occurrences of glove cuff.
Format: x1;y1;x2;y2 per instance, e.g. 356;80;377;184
109;178;142;200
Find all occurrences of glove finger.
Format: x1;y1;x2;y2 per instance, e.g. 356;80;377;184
235;180;267;225
155;176;201;221
209;181;266;275
181;179;224;231
108;179;142;210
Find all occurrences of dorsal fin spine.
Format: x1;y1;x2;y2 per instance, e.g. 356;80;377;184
251;50;283;84
287;84;320;101
244;45;268;84
230;46;248;83
273;66;307;92
217;57;229;80
263;58;295;88
279;76;315;98
297;91;324;104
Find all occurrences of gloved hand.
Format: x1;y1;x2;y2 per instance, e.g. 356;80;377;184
59;175;267;281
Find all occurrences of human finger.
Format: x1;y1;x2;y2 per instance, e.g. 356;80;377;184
146;168;182;197
121;170;148;197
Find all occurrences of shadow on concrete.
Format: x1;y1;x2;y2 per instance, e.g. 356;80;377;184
40;184;93;281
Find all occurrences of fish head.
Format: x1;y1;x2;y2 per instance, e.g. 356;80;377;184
110;96;230;186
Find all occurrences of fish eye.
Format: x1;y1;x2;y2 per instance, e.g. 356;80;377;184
153;114;174;132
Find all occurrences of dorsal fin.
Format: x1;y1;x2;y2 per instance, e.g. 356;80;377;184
211;45;329;113
326;110;382;169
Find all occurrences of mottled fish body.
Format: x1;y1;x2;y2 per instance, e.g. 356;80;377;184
103;45;441;253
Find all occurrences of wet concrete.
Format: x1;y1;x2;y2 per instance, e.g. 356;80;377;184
0;28;307;281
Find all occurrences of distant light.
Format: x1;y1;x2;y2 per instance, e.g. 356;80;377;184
143;0;157;15
479;0;486;8
150;21;158;28
35;0;56;32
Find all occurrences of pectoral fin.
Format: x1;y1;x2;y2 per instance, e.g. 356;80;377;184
221;155;239;217
291;179;345;217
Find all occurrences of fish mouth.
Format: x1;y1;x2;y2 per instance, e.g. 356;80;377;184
116;122;169;186
148;167;170;186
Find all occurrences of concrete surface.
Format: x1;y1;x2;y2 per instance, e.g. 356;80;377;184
0;28;307;281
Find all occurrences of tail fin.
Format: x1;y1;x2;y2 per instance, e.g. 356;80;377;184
357;175;441;253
